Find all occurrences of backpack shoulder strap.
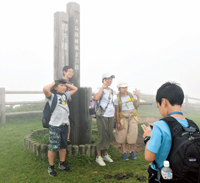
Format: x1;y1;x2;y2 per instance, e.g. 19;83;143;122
51;94;57;114
160;117;183;138
186;118;199;131
117;92;122;112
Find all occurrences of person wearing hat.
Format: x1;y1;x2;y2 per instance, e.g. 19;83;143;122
43;78;78;176
94;72;115;166
114;81;140;161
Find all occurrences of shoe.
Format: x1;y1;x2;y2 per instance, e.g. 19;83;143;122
102;154;113;162
122;152;129;160
96;156;106;166
58;162;71;172
48;166;57;176
130;151;137;159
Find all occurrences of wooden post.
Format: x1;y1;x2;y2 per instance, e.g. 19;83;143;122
0;88;6;123
67;2;80;87
66;2;81;145
79;87;92;144
54;12;69;79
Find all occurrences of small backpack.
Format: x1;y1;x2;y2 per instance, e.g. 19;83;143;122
42;95;57;128
89;88;113;117
160;117;200;183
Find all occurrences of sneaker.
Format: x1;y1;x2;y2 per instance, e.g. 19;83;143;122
102;154;113;162
58;162;71;172
130;151;137;159
96;156;106;166
122;152;129;161
48;166;57;176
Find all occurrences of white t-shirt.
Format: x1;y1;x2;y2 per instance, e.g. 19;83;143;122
47;91;71;126
94;88;115;117
114;92;137;111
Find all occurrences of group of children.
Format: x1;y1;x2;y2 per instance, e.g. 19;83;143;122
43;68;200;183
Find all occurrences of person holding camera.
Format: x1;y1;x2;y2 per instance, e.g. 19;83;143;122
94;72;115;166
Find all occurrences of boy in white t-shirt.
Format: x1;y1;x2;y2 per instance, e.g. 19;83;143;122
114;81;140;160
43;78;78;176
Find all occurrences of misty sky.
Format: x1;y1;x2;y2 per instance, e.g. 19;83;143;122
0;0;200;102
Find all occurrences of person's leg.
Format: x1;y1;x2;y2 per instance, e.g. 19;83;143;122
95;117;106;166
48;150;56;165
59;149;66;162
130;144;135;152
121;143;126;153
127;116;138;159
102;117;114;162
48;125;60;176
59;125;71;171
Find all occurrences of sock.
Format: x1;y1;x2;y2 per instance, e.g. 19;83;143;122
49;165;54;169
60;161;65;165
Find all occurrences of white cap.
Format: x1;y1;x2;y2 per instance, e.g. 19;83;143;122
164;160;170;167
117;81;129;89
102;72;115;80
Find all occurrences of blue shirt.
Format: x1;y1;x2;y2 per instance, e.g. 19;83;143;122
147;118;189;170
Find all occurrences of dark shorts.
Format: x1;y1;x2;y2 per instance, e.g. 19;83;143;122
49;124;69;152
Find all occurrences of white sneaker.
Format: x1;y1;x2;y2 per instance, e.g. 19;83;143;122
102;154;113;162
96;156;106;166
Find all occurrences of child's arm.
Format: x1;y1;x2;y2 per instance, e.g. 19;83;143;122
66;83;78;96
115;105;121;131
133;88;140;107
43;81;55;98
94;81;108;101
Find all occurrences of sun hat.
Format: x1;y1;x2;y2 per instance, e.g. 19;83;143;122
102;72;115;80
117;81;129;89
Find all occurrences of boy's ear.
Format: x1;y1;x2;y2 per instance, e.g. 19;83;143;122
161;98;168;107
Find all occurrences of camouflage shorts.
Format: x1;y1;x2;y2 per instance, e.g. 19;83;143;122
49;124;68;152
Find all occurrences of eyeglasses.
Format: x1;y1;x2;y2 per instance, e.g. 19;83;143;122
67;71;74;74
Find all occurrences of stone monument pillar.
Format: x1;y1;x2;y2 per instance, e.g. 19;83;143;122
54;3;92;145
54;12;69;79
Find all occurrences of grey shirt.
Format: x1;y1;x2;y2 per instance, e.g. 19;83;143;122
47;91;71;126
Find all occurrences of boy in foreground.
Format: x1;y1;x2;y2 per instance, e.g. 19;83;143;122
43;78;78;176
141;82;200;182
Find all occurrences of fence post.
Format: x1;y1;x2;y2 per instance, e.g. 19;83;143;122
0;88;6;123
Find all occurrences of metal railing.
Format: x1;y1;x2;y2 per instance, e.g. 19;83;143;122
0;88;45;123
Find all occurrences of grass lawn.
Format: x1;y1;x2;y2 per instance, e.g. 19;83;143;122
0;114;149;183
1;107;199;183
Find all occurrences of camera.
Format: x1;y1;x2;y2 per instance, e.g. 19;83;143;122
146;125;153;131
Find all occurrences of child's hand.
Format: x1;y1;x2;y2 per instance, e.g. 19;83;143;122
102;80;108;89
141;124;152;138
117;123;121;131
133;88;139;97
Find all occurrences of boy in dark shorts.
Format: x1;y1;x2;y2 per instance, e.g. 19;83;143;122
43;78;78;176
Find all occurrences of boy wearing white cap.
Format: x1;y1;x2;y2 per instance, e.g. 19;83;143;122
114;82;140;160
94;72;115;166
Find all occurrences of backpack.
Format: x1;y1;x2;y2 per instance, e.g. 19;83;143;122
159;117;200;183
89;88;113;117
42;94;57;128
117;91;137;117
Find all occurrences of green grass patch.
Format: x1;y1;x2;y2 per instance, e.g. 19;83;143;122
1;103;200;183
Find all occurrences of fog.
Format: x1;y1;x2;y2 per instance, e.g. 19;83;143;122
0;0;200;102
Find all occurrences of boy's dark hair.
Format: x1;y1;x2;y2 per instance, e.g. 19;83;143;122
62;66;73;76
156;82;184;106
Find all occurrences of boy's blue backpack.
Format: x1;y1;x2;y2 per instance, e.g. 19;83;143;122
42;95;57;128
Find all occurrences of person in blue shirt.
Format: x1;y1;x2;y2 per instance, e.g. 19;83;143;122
141;82;189;183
